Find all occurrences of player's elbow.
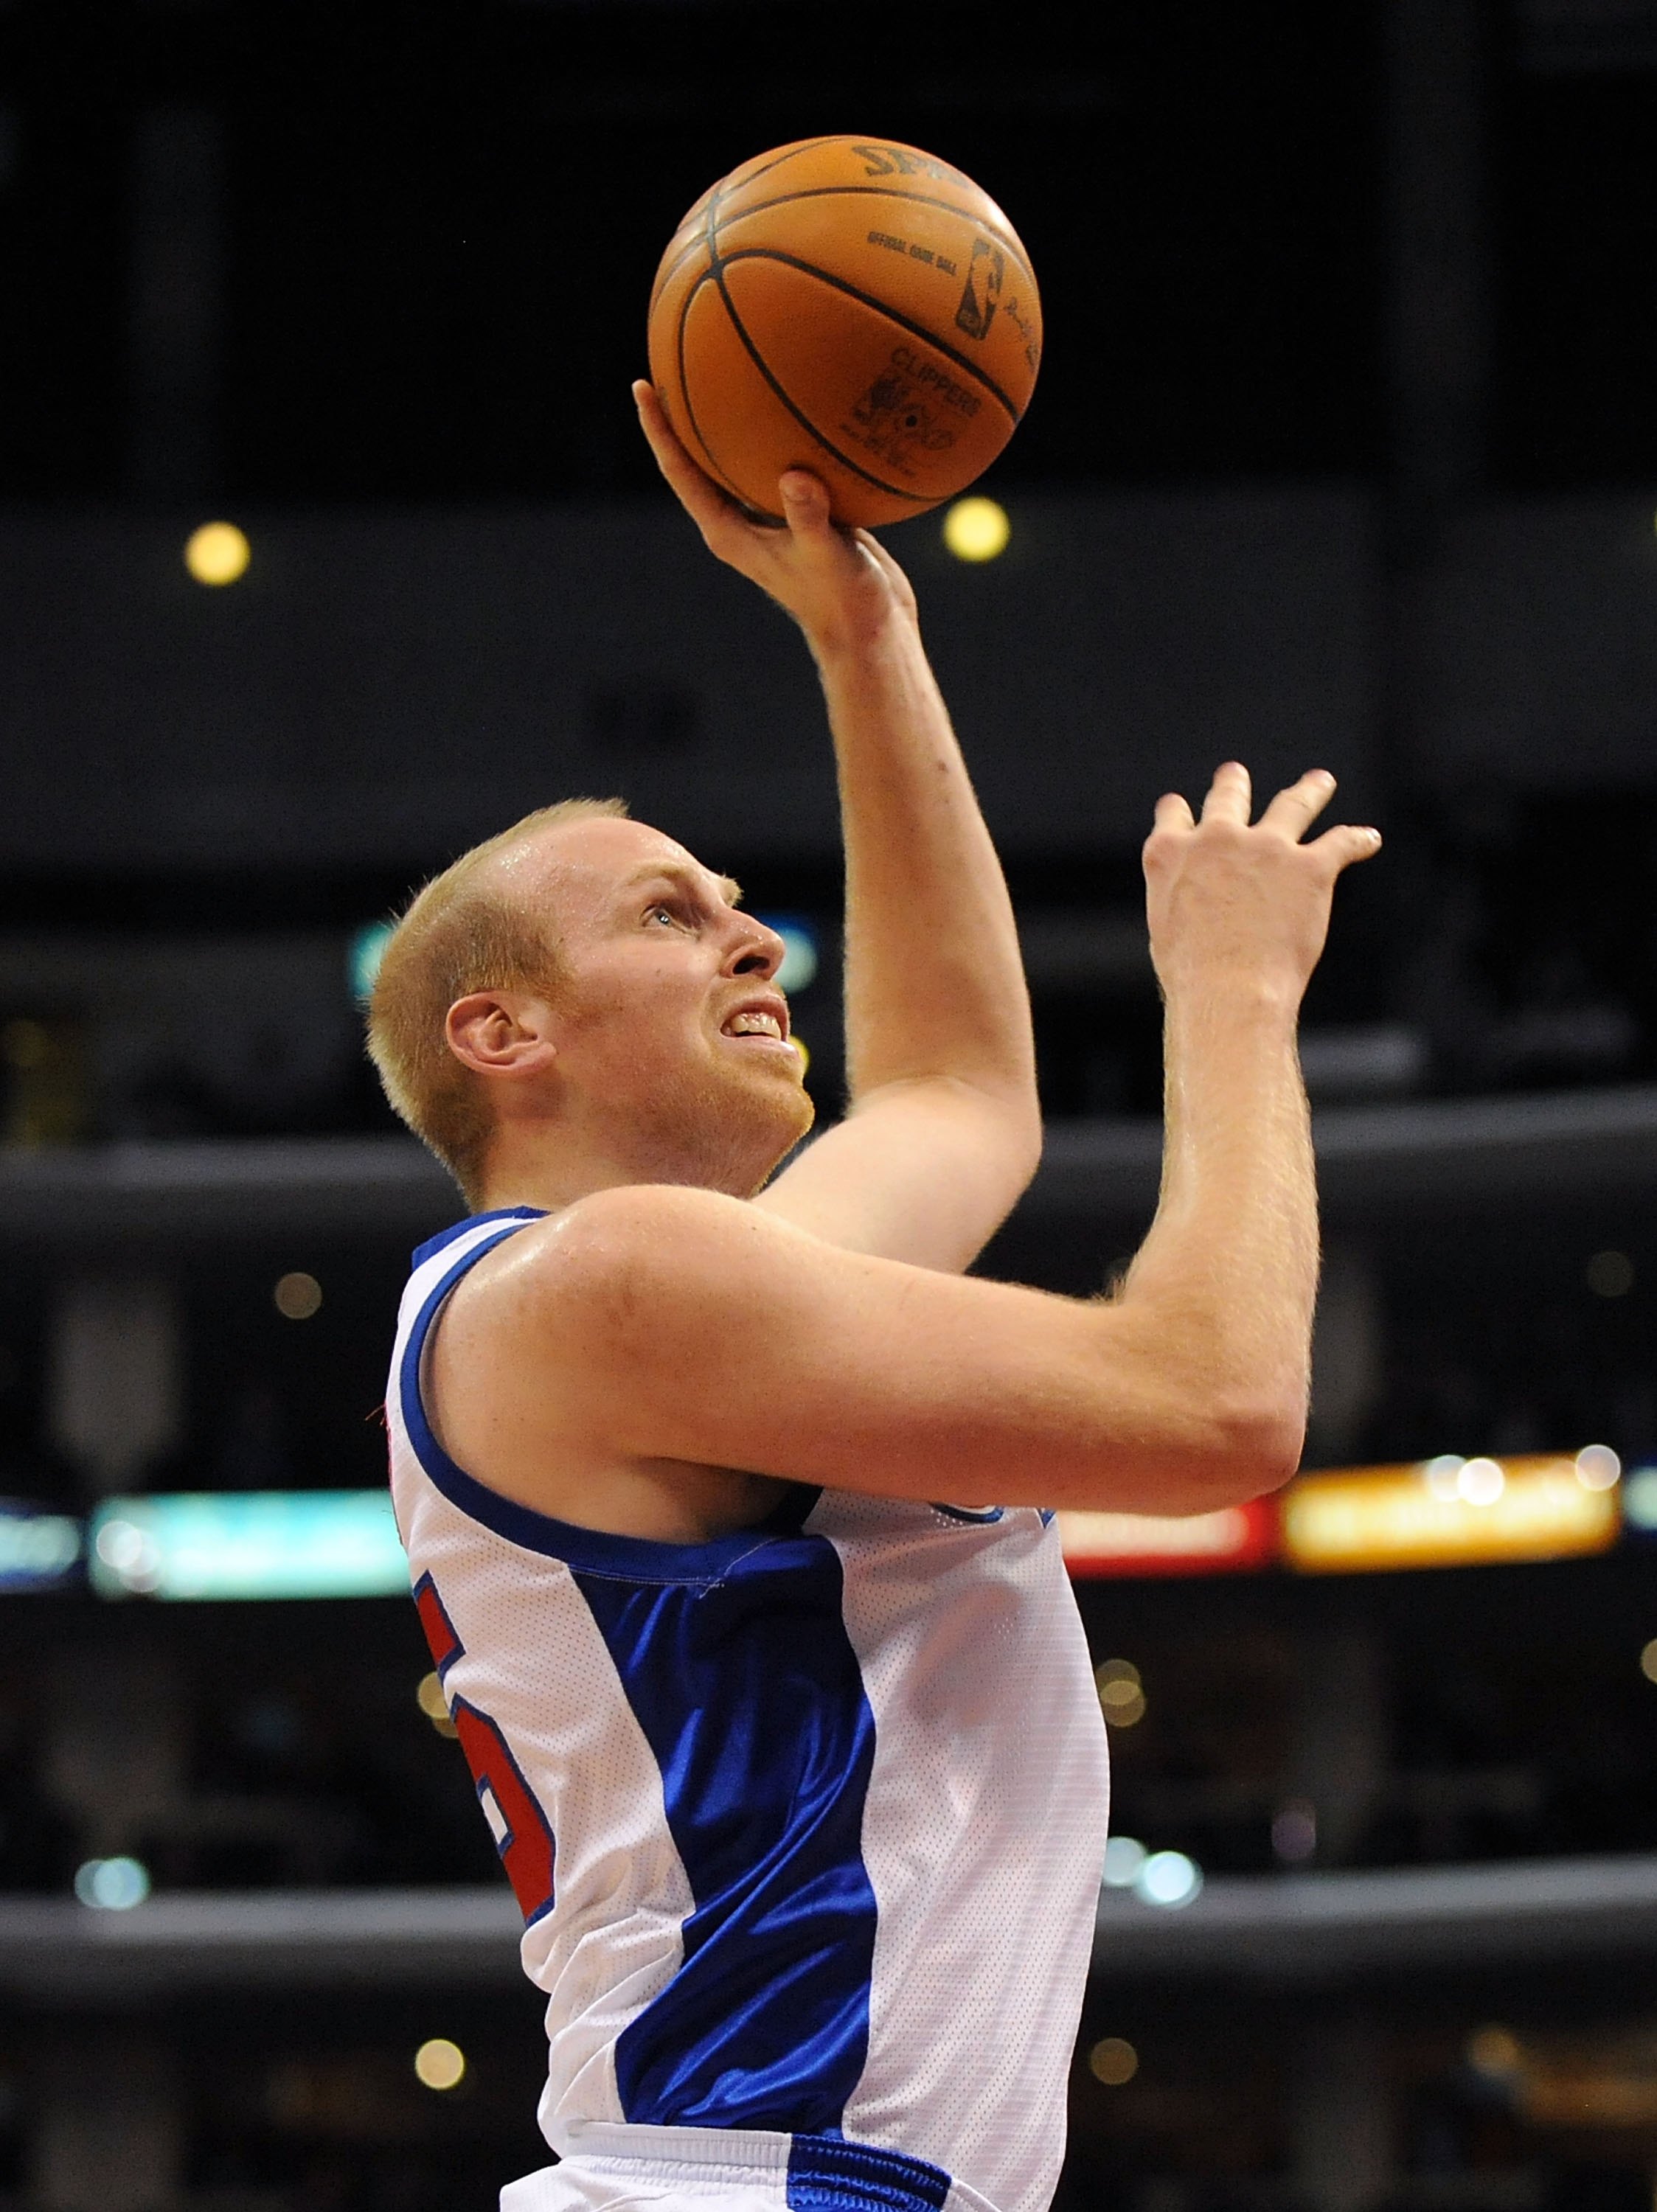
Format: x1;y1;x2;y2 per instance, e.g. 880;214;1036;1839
1196;1394;1306;1503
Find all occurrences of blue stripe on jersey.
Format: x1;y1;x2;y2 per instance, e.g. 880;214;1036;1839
786;2136;951;2212
574;1541;880;2136
401;1206;884;2135
410;1207;546;1273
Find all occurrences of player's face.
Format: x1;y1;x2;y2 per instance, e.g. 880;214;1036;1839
507;817;815;1189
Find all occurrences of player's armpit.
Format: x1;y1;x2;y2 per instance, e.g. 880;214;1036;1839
753;1077;1040;1273
475;1183;1301;1517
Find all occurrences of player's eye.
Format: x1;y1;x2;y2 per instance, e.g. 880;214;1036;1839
645;902;686;928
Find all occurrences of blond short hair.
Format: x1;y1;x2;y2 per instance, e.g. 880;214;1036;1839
367;797;629;1200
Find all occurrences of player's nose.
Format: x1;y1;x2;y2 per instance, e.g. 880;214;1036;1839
725;914;786;978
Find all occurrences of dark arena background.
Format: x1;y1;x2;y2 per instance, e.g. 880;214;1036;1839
5;3;1657;2208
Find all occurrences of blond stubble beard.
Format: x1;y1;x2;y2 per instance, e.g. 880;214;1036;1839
609;1050;816;1197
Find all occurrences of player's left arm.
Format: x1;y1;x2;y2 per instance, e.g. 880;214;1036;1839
635;380;1039;1272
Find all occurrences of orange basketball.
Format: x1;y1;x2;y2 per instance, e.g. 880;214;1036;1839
647;136;1041;529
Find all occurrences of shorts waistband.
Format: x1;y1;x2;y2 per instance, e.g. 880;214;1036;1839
555;2124;953;2212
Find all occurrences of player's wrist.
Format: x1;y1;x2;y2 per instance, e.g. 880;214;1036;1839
803;594;923;672
1158;966;1306;1034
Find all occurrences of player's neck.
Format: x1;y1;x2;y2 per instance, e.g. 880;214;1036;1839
471;1120;771;1219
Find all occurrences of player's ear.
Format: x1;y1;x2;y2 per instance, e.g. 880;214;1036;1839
445;992;558;1080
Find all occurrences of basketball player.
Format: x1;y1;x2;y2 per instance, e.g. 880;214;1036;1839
371;382;1379;2212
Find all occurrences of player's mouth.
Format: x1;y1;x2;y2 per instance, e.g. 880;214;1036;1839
718;995;794;1049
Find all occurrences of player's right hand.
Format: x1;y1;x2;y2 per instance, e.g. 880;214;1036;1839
1142;763;1381;1009
633;379;917;661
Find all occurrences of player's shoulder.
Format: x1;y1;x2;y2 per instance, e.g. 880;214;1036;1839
451;1183;791;1335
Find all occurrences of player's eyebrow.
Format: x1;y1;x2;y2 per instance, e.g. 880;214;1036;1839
622;861;744;908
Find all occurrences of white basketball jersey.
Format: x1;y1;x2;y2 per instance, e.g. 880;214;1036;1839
387;1209;1110;2212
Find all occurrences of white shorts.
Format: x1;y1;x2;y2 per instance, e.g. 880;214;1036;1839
501;2124;982;2212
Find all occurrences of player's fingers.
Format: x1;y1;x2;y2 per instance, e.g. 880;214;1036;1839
852;529;900;580
1309;822;1383;874
1199;761;1253;824
633;380;747;538
851;530;921;613
1153;791;1196;833
1257;769;1337;841
778;470;836;540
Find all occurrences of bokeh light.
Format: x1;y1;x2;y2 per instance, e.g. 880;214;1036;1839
1101;1835;1147;1888
1467;2024;1522;2078
414;2038;465;2090
1136;1850;1203;1909
1586;1249;1635;1298
1271;1800;1318;1863
184;521;251;585
274;1272;323;1321
1574;1444;1622;1492
942;496;1010;563
1423;1454;1465;1501
1095;1658;1146;1727
1088;2037;1139;2085
1457;1456;1504;1506
417;1672;458;1737
74;1855;150;1910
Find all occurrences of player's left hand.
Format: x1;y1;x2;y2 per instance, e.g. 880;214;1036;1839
633;380;917;658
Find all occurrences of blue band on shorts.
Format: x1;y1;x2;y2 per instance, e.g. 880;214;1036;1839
785;2137;951;2212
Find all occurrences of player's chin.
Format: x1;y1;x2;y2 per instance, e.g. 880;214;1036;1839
729;1055;814;1140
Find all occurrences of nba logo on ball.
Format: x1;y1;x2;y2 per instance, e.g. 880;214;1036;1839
647;136;1042;528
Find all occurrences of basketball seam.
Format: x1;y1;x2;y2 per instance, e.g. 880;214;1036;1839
702;178;934;512
675;271;767;512
653;145;841;323
715;246;1023;425
719;136;846;195
650;224;708;316
710;184;1035;288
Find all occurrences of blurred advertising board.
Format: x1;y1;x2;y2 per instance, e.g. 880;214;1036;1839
1057;1497;1277;1578
1281;1455;1621;1574
88;1490;409;1601
0;1503;82;1592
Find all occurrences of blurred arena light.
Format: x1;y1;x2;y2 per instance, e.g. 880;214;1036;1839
1136;1851;1203;1909
942;496;1010;562
1058;1498;1274;1577
184;521;250;585
1575;1443;1622;1491
1424;1454;1466;1501
1585;1248;1635;1297
1088;2037;1139;2085
349;921;395;1003
90;1492;409;1600
755;915;819;995
1271;1799;1318;1864
0;1503;81;1591
414;2038;465;2091
417;1671;459;1738
1458;1456;1505;1505
1094;1658;1146;1728
74;1856;150;1910
274;1271;323;1320
1467;2025;1523;2080
1639;1639;1657;1684
1625;1467;1657;1530
1101;1835;1147;1888
1283;1457;1621;1572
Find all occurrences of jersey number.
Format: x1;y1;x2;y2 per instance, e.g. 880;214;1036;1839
414;1572;557;1924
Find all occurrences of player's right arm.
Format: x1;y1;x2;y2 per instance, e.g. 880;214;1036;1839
431;766;1380;1521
